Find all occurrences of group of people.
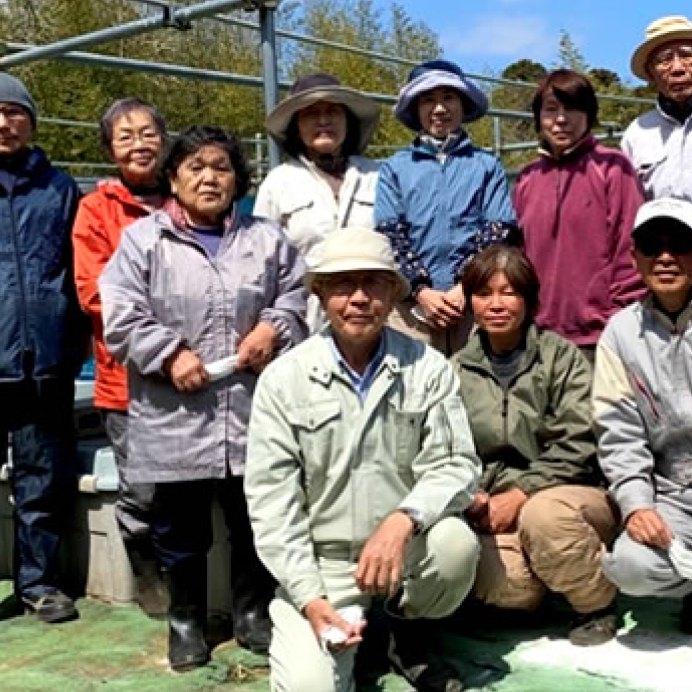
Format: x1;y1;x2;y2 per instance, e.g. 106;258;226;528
1;11;692;692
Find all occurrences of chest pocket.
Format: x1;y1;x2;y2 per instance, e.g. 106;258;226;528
280;197;315;228
287;400;341;490
635;149;668;193
388;399;427;463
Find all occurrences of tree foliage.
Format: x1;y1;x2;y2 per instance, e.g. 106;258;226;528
0;2;655;181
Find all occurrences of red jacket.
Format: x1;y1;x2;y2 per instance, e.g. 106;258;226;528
513;137;645;346
73;179;160;410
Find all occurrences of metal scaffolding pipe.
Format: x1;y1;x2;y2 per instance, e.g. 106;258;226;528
0;0;253;68
3;42;267;88
259;5;280;168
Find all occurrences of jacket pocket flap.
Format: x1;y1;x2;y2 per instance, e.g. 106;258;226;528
287;399;341;431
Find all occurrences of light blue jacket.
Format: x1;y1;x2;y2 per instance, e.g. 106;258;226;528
245;327;480;610
375;134;515;290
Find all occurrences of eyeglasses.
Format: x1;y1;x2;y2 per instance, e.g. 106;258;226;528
0;106;29;123
322;274;395;296
634;232;692;257
112;130;161;148
651;44;692;70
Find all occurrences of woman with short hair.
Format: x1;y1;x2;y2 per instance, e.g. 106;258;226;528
453;244;619;646
513;69;645;356
99;125;308;671
73;97;168;614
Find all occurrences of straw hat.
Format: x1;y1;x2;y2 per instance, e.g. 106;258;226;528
631;15;692;81
303;227;410;301
266;74;379;154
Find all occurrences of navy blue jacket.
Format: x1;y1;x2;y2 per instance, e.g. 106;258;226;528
0;147;86;381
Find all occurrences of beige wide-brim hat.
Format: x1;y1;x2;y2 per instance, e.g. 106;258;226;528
631;15;692;81
266;73;380;155
304;227;410;301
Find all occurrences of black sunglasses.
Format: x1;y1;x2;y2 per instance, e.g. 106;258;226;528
634;232;692;257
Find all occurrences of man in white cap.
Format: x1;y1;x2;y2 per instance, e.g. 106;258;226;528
245;227;480;692
593;198;692;632
0;73;86;622
623;16;692;200
375;59;515;357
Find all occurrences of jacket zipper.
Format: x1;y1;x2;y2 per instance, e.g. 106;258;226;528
7;194;30;356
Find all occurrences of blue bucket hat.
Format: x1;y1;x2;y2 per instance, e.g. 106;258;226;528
394;59;488;131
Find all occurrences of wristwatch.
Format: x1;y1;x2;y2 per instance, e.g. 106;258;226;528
398;508;424;535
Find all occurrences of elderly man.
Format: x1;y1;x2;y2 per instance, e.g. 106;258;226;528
593;198;692;632
245;227;480;692
623;16;692;200
0;74;85;622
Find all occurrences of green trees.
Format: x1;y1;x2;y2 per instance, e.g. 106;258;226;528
0;2;655;177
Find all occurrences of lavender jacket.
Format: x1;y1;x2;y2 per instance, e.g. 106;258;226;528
99;205;308;482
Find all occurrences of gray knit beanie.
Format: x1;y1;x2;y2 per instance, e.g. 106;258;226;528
0;73;37;127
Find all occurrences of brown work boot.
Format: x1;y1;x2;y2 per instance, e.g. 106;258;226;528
569;604;618;646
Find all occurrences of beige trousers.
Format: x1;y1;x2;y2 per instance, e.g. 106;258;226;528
387;301;473;358
473;485;619;614
269;517;479;692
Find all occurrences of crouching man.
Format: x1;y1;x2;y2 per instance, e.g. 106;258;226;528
245;227;480;692
593;198;692;631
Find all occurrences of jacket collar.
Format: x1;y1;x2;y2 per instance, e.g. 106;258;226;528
308;327;401;387
643;292;692;332
538;134;597;161
0;146;49;185
163;196;237;236
411;129;472;158
458;323;541;378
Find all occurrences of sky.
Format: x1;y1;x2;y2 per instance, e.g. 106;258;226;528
373;1;689;86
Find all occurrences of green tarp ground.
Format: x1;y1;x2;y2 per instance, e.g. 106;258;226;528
0;580;687;692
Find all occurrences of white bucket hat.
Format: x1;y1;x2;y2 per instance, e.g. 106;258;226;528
632;197;692;237
631;15;692;81
395;59;488;130
304;227;410;300
266;73;379;155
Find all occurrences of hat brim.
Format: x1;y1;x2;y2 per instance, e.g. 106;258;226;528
631;29;692;81
395;71;488;131
304;262;410;302
266;86;380;154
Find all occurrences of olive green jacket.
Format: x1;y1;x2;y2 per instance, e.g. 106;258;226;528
452;325;599;495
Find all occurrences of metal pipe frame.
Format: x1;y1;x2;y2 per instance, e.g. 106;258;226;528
0;0;257;68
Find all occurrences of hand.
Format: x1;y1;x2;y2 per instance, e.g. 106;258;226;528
355;511;414;597
445;283;466;312
415;288;464;330
625;508;673;549
465;491;489;526
303;598;365;651
164;347;208;393
477;488;528;534
237;322;277;373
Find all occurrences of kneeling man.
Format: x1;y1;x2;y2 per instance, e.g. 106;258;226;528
594;198;692;631
245;227;480;692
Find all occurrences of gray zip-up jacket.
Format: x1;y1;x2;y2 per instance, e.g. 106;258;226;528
99;208;308;482
593;296;692;521
245;327;480;610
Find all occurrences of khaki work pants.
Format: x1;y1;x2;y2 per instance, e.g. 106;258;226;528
473;485;619;614
269;517;479;692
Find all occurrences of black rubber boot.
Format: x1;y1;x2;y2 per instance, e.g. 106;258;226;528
387;615;465;692
166;560;209;672
125;540;169;618
230;553;274;655
227;486;275;656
